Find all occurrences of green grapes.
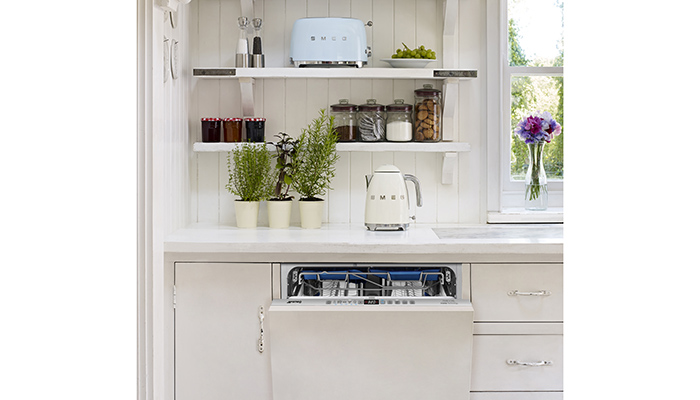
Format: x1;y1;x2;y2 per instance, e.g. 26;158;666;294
391;42;437;59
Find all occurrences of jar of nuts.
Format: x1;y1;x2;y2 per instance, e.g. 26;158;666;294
413;84;442;142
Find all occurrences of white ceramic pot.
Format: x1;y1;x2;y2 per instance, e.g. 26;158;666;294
298;199;324;229
234;200;260;228
267;199;293;229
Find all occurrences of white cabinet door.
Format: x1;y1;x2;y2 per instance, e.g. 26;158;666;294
471;334;564;391
471;263;563;322
175;262;272;400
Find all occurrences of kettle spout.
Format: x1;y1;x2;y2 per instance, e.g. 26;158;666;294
365;174;372;189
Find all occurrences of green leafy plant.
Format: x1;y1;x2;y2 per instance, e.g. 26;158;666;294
291;109;340;201
267;132;299;201
226;143;274;202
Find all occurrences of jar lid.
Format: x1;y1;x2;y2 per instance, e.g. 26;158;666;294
201;117;221;121
358;99;385;112
330;99;357;112
223;117;243;121
386;99;413;112
244;117;266;122
414;83;441;97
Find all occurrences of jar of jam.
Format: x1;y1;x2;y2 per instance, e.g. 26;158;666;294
223;118;243;142
201;117;221;142
385;99;413;142
244;117;266;142
329;99;358;142
414;84;442;142
357;99;386;142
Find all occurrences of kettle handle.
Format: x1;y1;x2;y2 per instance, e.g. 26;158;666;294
403;174;423;208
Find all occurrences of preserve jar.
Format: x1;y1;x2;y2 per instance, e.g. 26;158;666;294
357;99;386;142
201;117;221;142
330;99;358;142
414;84;442;142
385;99;413;142
244;117;266;142
223;118;243;142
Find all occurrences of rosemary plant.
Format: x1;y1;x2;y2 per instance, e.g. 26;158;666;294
226;142;274;202
291;109;340;201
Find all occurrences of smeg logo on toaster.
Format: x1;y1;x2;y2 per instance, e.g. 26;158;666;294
310;36;348;41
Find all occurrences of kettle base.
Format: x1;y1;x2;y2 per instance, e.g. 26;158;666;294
365;223;409;231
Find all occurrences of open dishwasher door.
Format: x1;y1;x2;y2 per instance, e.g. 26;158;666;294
268;264;474;400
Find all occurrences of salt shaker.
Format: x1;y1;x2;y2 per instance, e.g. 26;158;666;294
236;17;250;67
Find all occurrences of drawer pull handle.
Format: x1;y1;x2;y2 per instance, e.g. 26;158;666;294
507;359;552;367
508;290;551;296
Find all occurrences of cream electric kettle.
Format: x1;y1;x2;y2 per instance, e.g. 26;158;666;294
364;165;423;231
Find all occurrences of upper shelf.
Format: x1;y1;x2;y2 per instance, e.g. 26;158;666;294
193;67;477;80
193;141;471;153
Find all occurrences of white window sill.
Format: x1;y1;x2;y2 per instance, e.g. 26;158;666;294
487;208;563;224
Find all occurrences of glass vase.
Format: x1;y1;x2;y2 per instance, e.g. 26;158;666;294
525;141;548;210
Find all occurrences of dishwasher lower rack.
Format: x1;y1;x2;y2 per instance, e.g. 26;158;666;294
281;263;461;299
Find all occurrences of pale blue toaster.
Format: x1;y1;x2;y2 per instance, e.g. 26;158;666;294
289;17;371;67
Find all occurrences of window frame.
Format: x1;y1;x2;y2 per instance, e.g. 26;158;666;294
486;0;564;220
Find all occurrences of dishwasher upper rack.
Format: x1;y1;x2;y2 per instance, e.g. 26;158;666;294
286;266;457;298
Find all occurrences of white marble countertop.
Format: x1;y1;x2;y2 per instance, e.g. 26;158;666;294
164;223;563;263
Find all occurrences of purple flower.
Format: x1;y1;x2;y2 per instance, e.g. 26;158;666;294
514;111;562;144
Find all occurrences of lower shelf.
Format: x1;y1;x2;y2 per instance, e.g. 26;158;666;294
192;141;470;153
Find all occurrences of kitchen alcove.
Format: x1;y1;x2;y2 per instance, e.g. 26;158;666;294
191;0;474;184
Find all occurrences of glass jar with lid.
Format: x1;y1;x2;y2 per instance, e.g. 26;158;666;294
414;84;442;142
385;99;413;142
357;99;386;142
330;99;358;142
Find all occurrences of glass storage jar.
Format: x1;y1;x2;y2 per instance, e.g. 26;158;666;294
385;99;413;142
330;99;358;142
223;118;243;142
201;117;221;142
357;99;386;142
244;117;266;142
414;84;442;142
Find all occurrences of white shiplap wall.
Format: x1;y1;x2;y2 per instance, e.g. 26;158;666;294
188;0;484;226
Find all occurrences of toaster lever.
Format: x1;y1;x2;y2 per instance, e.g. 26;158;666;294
365;46;372;57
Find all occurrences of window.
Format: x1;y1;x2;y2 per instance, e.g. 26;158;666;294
487;0;564;220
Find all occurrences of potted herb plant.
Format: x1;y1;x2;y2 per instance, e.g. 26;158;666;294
266;132;298;229
226;142;274;228
291;109;340;229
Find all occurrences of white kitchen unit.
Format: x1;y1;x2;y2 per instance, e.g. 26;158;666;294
137;1;564;400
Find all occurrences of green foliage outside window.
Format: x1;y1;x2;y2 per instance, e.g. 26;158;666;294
509;18;564;180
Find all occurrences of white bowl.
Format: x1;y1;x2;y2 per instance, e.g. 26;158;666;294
381;58;437;68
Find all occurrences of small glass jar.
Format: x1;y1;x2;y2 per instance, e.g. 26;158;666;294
201;117;221;142
244;117;266;142
223;118;243;142
385;99;413;142
330;99;358;142
414;84;442;142
357;99;386;142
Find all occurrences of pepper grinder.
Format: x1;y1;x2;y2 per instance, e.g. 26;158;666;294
250;18;265;68
236;16;250;67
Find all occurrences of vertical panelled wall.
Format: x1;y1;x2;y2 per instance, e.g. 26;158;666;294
162;7;192;234
189;0;483;226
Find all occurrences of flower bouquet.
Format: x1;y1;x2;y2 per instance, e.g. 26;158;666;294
514;111;562;210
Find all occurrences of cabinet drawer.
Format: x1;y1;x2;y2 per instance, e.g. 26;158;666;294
471;334;563;391
470;392;563;400
471;264;563;321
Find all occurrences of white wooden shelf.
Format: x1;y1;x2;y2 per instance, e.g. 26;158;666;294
193;67;477;80
193;141;470;184
193;141;470;153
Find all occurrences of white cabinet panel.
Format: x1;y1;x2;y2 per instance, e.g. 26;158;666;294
471;263;563;322
175;262;273;400
471;334;563;392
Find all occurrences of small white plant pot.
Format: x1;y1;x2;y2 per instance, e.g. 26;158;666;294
298;199;324;229
234;200;260;228
267;199;293;229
